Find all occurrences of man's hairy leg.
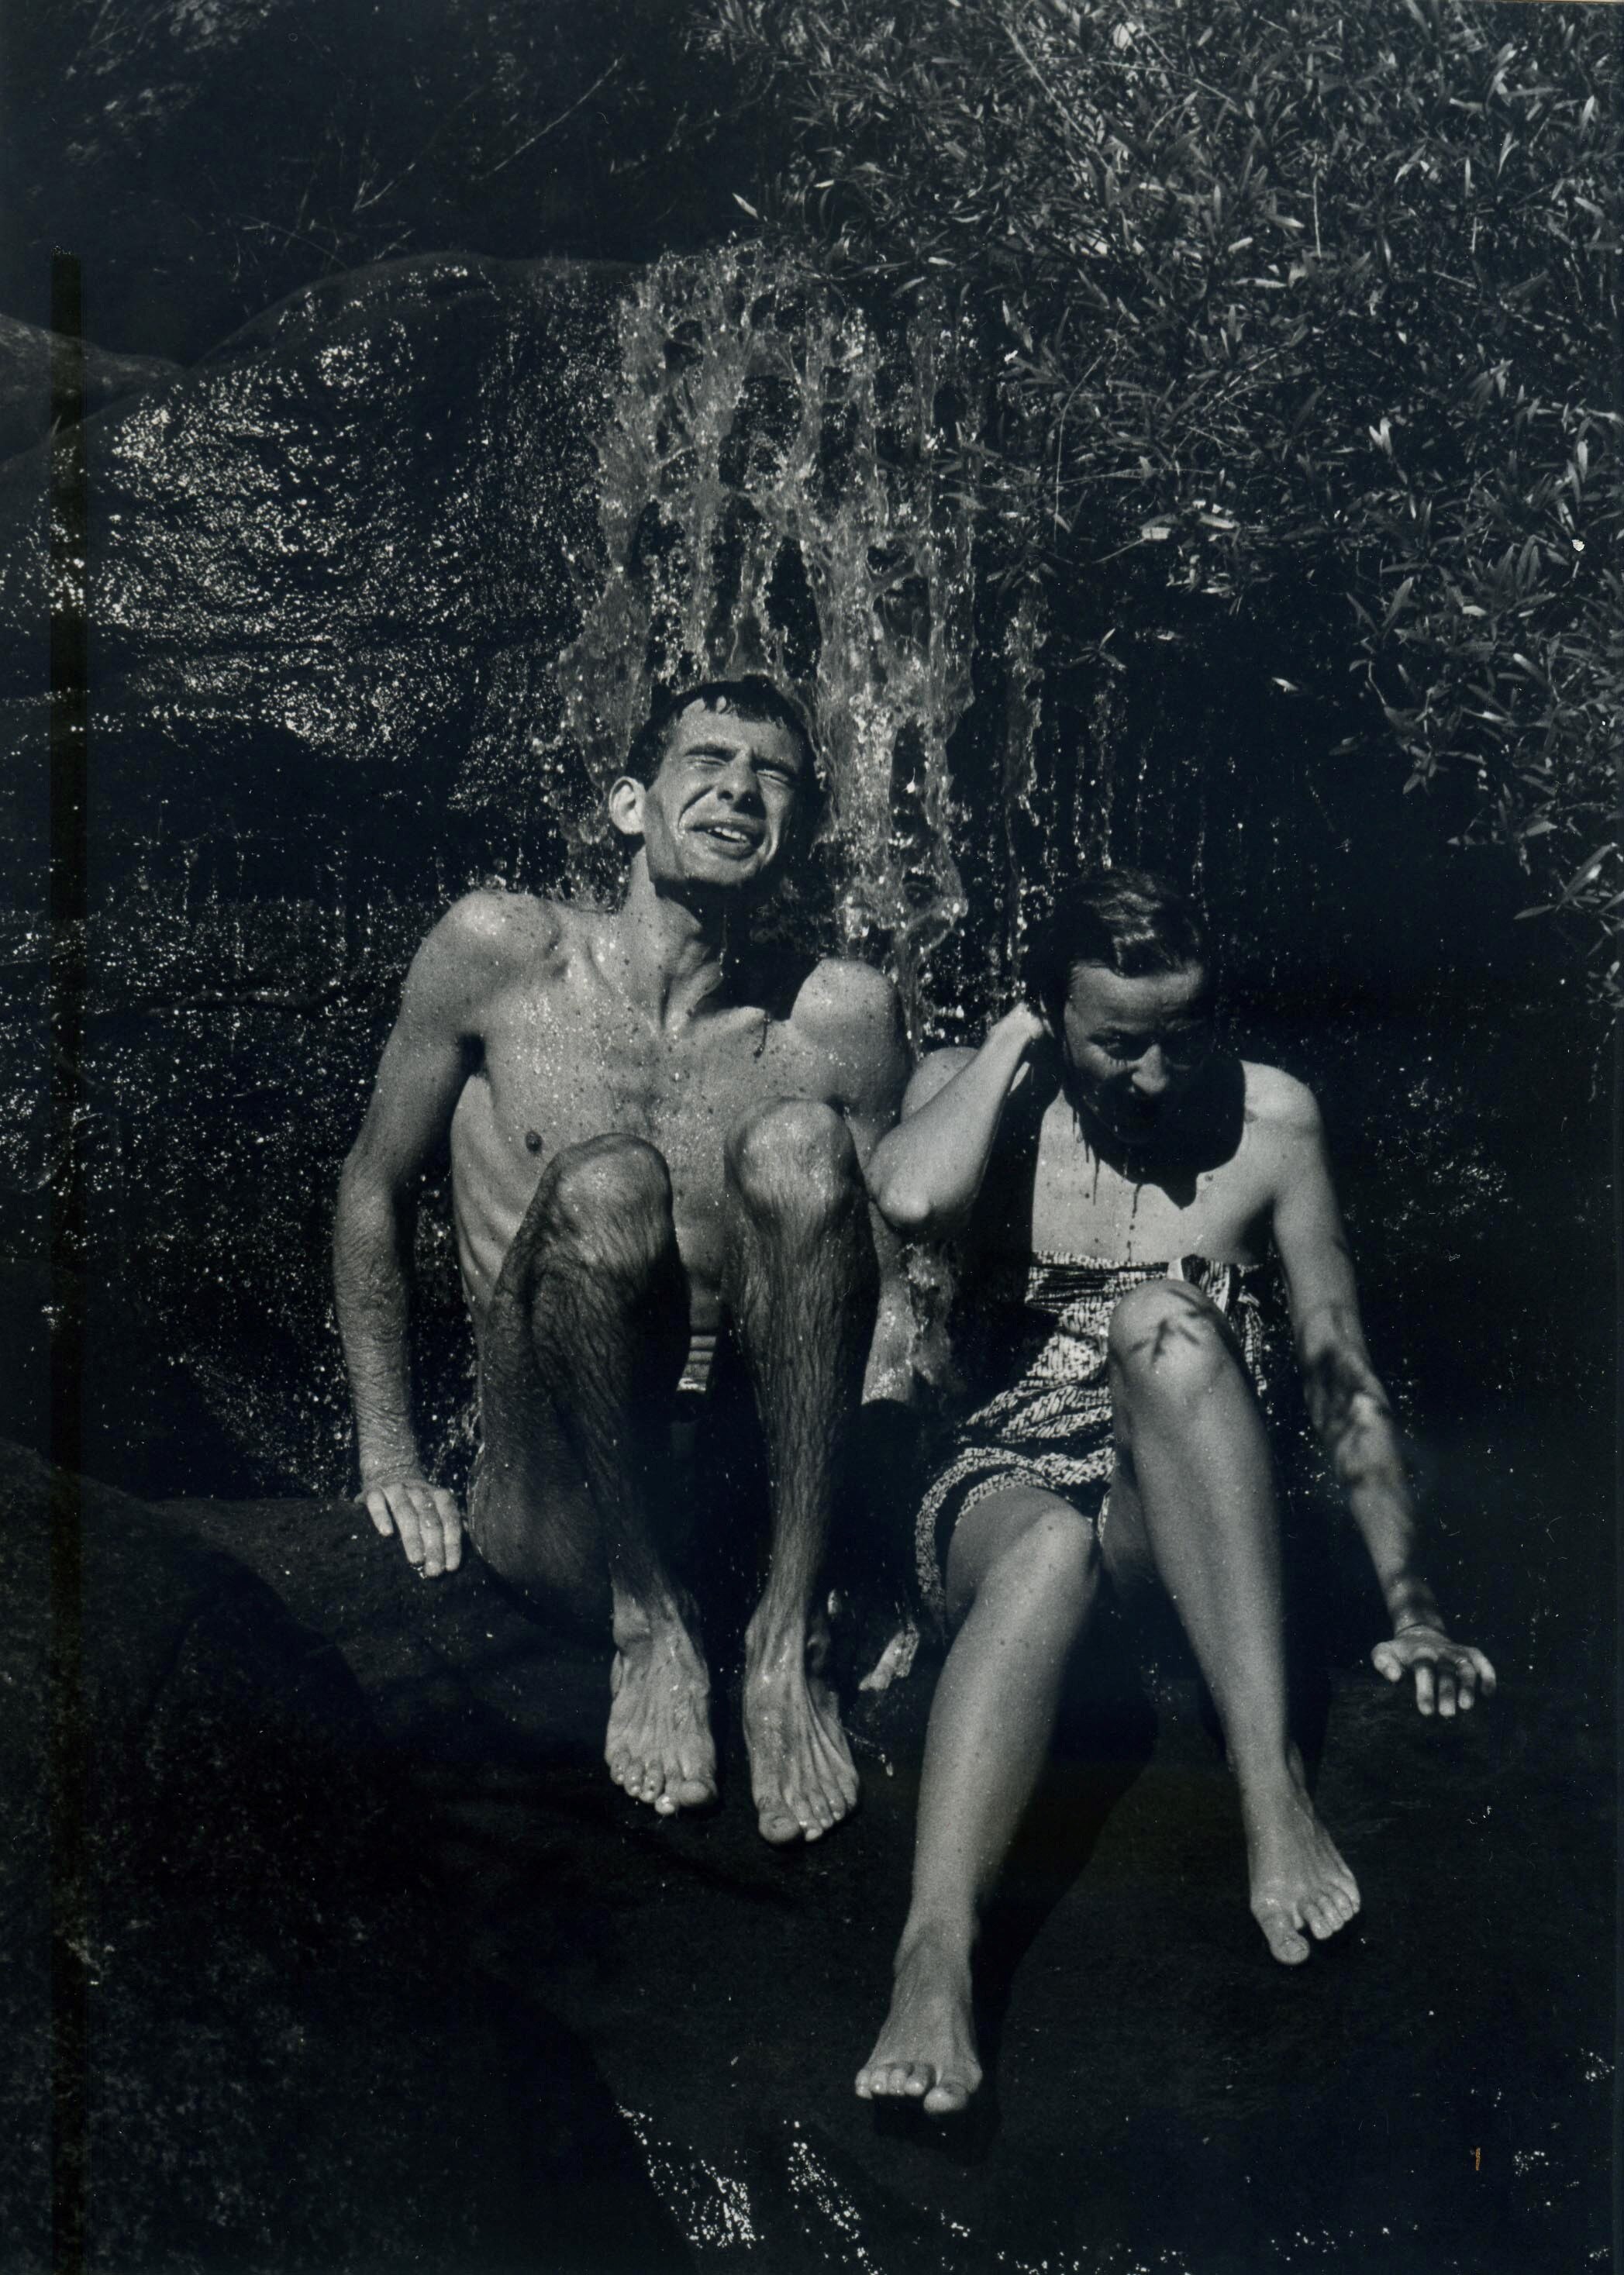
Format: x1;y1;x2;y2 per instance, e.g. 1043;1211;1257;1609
723;1099;878;1843
1105;1280;1360;1963
473;1133;715;1815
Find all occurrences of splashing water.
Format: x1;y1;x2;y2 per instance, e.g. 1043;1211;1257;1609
543;250;977;1034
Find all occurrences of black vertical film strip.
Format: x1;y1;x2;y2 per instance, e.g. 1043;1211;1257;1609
48;249;89;2275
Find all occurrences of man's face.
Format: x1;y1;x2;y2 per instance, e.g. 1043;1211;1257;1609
1060;960;1215;1146
614;701;809;898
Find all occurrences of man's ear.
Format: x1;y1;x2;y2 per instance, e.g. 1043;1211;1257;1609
606;775;646;841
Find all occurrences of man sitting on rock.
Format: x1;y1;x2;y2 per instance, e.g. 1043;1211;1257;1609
333;677;910;1842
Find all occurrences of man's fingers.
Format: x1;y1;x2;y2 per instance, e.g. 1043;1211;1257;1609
392;1493;429;1569
406;1487;447;1576
432;1488;464;1573
1467;1647;1498;1694
360;1487;396;1540
1371;1641;1403;1683
1413;1660;1436;1716
356;1479;463;1577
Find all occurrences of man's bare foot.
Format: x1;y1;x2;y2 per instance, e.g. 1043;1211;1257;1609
742;1615;859;1843
856;1925;981;2117
1242;1764;1360;1964
606;1605;716;1816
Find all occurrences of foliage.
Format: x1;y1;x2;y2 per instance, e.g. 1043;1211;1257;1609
705;0;1622;1007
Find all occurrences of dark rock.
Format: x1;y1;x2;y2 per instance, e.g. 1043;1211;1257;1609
0;251;629;1494
0;1437;689;2272
0;314;179;463
0;1;744;363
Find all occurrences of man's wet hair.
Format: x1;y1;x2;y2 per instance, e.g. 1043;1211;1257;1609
1026;865;1212;1028
624;676;822;827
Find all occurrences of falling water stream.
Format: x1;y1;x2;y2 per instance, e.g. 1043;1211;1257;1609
542;249;978;1036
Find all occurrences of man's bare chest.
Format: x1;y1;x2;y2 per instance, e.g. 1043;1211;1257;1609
480;998;833;1194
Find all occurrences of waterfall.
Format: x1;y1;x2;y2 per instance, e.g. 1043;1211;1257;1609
545;250;978;1036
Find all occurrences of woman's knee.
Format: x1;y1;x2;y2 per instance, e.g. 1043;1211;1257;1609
1108;1281;1235;1412
964;1497;1099;1624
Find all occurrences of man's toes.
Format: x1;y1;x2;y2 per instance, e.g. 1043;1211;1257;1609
758;1802;804;1844
829;1756;860;1813
922;2073;975;2118
671;1774;715;1810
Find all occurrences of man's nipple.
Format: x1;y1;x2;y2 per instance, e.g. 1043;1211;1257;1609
524;1129;543;1155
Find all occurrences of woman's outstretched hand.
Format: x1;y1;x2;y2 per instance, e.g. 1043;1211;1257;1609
1371;1625;1497;1717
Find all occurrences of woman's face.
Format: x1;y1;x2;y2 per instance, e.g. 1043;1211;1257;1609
1059;960;1215;1145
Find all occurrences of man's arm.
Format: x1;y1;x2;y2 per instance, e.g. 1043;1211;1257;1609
1267;1076;1496;1717
865;1005;1048;1241
333;892;509;1576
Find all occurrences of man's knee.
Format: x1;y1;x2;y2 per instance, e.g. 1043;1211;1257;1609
1108;1281;1234;1409
725;1098;860;1221
529;1133;675;1269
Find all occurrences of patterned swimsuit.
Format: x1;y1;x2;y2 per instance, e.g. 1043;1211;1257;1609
915;1250;1279;1623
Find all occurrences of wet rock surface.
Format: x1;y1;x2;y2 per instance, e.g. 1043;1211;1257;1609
0;315;179;463
0;1439;688;2273
1;1440;1586;2275
0;251;629;1493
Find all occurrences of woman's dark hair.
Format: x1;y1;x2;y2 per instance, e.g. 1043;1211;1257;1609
622;676;822;825
1026;866;1212;1029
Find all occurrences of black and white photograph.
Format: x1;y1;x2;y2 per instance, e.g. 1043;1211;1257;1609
2;3;1617;2269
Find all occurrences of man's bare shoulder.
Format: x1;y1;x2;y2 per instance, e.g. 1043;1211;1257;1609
407;889;581;1022
1240;1061;1325;1144
788;957;905;1050
427;885;576;962
786;957;910;1116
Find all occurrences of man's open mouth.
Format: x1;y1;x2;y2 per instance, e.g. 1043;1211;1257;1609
692;822;762;852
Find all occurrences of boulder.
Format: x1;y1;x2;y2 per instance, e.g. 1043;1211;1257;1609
0;1438;688;2272
0;253;629;1493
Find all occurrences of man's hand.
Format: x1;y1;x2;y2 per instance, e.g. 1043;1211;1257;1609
360;1473;464;1578
1371;1625;1496;1718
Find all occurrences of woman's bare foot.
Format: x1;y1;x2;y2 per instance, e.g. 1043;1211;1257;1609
606;1602;716;1815
1242;1763;1360;1964
856;1925;981;2117
742;1615;859;1843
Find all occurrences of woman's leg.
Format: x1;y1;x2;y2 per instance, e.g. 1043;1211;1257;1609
1102;1278;1360;1963
857;1485;1103;2115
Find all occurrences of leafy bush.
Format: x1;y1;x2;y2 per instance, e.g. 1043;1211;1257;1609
706;0;1622;1006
